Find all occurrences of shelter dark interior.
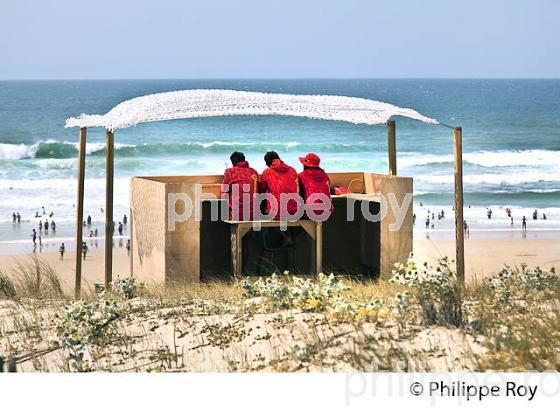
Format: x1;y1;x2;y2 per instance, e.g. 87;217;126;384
200;198;380;279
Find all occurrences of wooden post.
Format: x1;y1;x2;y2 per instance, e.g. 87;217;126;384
387;120;397;175
453;127;465;284
316;222;323;274
74;127;87;299
105;129;115;288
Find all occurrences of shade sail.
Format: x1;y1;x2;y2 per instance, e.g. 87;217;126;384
65;89;438;130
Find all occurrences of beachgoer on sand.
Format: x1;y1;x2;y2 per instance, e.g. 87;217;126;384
123;214;128;225
298;153;333;220
82;242;88;260
59;243;65;260
126;239;131;256
87;215;92;225
12;212;16;223
31;229;37;245
118;222;124;235
522;216;527;232
222;151;258;221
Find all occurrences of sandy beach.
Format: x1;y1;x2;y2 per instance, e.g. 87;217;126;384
413;238;560;280
1;237;558;289
0;247;131;292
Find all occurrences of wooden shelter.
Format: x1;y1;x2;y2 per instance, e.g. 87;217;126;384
65;89;464;297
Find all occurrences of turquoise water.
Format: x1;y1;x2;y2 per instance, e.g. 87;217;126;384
1;79;559;250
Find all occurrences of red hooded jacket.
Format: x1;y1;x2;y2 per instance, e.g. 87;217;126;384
259;159;299;220
299;167;333;220
222;161;258;221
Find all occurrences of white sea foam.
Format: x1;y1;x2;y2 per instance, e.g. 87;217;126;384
400;149;560;168
0;141;134;160
0;143;37;160
418;171;560;185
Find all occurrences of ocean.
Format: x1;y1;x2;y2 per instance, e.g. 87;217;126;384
1;79;559;253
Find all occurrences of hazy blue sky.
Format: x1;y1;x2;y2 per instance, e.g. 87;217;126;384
1;0;558;79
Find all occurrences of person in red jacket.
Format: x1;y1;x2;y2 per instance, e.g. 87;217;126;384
222;151;258;221
298;153;333;221
259;151;300;220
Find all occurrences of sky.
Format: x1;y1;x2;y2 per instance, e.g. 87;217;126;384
0;0;559;79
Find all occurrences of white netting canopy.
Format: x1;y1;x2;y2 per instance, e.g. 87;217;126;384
65;89;438;129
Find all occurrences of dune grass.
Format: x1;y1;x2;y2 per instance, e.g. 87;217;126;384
0;256;558;372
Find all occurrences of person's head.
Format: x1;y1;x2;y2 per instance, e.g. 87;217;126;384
264;151;280;167
299;153;321;169
230;151;245;166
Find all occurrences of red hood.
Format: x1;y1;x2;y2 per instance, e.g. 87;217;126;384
235;161;249;168
302;167;326;182
270;159;292;173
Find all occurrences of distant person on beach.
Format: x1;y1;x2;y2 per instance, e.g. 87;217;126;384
38;220;42;232
298;153;333;220
425;217;430;229
59;243;65;260
35;211;39;218
50;220;56;232
87;215;92;225
89;230;94;237
31;229;37;245
413;213;416;226
17;213;21;223
259;151;299;220
12;212;16;223
44;220;49;232
94;228;98;237
38;235;42;249
222;151;258;221
126;239;131;256
511;217;514;226
533;209;538;220
123;214;128;225
82;242;88;260
543;213;547;220
506;208;512;218
118;222;124;235
522;216;527;232
42;206;46;215
487;208;493;219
